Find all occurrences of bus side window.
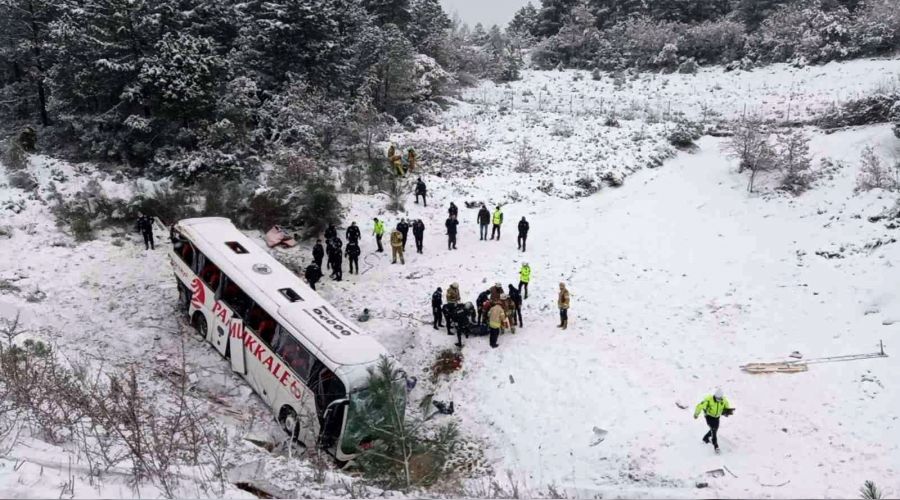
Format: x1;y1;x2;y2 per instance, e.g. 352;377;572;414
246;304;277;345
221;276;250;318
276;334;313;381
198;255;221;291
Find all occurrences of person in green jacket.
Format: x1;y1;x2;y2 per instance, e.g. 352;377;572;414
518;263;531;299
693;388;733;453
490;206;503;240
373;218;385;253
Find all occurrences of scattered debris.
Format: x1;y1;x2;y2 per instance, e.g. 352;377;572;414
695;481;709;489
264;225;297;248
761;479;791;487
789;351;802;359
706;468;725;478
433;400;455;415
741;362;808;374
509;374;515;384
589;427;608;447
675;401;688;409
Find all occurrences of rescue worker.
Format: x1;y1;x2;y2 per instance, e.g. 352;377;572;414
390;228;405;264
415;178;427;206
518;263;531;299
518;216;530;252
346;221;361;244
508;284;523;328
330;237;344;281
324;223;337;241
431;287;443;330
490;206;503;240
448;202;458;218
412;219;425;254
312;239;325;269
446;283;461;305
455;303;477;348
388;144;404;176
304;263;323;291
397;218;410;251
488;299;508;348
558;282;570;329
445;214;459;250
693;388;733;454
136;213;155;250
476;289;491;324
373;218;385;252
503;293;517;333
477;204;490;240
407;148;417;173
346;240;361;275
490;282;503;303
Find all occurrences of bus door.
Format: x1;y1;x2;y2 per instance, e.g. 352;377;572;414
214;274;250;358
243;306;281;406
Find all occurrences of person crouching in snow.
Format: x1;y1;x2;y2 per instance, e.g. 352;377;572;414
694;388;733;454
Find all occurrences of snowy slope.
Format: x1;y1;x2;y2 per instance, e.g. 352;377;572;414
1;58;899;498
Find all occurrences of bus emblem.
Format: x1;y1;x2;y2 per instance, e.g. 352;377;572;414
190;278;205;309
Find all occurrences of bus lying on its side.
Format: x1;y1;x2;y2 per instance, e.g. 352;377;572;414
168;217;404;461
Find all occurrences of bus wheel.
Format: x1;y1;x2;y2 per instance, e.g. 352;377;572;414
192;313;208;340
279;406;300;442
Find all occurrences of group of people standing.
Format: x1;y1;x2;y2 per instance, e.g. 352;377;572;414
304;221;364;289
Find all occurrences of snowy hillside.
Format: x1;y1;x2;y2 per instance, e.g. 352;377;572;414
1;59;899;498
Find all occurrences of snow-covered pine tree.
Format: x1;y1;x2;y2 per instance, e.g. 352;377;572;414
371;24;417;114
535;0;579;38
363;0;413;29
507;1;540;44
0;0;58;126
554;0;601;68
408;0;451;59
775;130;814;194
350;357;461;489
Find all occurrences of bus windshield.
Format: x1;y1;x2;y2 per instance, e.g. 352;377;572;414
340;379;407;456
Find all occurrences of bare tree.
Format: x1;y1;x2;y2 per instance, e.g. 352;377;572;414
725;115;777;193
856;146;898;192
514;137;536;173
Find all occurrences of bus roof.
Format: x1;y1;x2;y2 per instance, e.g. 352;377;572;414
175;217;389;372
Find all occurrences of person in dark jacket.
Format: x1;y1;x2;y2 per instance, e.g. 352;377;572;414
324;223;337;241
412;219;425;254
448;202;458;218
517;217;530;252
454;303;477;348
346;222;361;244
431;287;443;330
445;215;459;250
346;241;361;274
397;218;410;251
476;289;491;324
312;239;325;268
304;263;323;291
415;178;427;206
329;237;343;281
325;238;336;270
477;204;490;241
136;213;155;250
508;284;523;327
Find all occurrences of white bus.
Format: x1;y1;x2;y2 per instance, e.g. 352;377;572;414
168;217;403;461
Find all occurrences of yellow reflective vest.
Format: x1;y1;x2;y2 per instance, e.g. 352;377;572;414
519;265;531;283
373;220;385;236
492;209;503;225
694;395;731;418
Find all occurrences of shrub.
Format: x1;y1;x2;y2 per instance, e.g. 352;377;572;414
818;94;899;129
296;176;342;237
855;146;898;192
677;58;699;74
668;121;703;149
3;139;28;171
514;137;537;173
130;185;196;226
8;170;38;191
574;175;601;195
69;210;96;241
242;191;293;230
724;115;777;192
748;1;854;65
382;176;410;213
775;130;815;194
852;0;900;55
678;20;746;65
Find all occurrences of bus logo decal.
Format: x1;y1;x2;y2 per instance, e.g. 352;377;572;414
310;307;359;337
190;278;205;309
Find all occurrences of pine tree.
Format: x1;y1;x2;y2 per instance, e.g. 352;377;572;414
736;0;790;30
508;1;539;41
535;0;579;38
408;0;451;59
587;0;647;29
554;0;601;67
775;130;813;194
363;0;413;29
371;24;417;114
0;0;60;126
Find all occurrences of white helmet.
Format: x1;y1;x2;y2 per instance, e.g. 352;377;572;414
714;388;724;399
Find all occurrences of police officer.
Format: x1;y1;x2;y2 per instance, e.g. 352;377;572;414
346;241;361;275
304;263;323;291
312;239;325;268
517;216;530;252
431;287;443;330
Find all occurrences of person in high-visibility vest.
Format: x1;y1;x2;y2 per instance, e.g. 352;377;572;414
372;218;385;252
518;263;531;299
693;388;734;454
490;206;503;240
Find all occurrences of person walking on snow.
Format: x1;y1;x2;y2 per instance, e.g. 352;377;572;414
390;228;405;264
557;282;570;329
488;299;508;348
412;219;425;254
446;283;461;305
517;217;530;252
136;213;155;250
490;206;503;240
397;218;410;251
415;178;427;206
518;263;531;299
304;263;323;291
346;222;361;245
431;287;443;330
448;202;458;218
324;223;337;241
445;214;459;250
373;218;385;252
346;241;361;275
694;388;733;454
312;239;325;269
477;204;490;240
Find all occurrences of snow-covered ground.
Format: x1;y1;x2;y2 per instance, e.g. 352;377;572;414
1;59;899;498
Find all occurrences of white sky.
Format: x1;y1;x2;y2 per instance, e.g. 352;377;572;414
440;0;534;28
